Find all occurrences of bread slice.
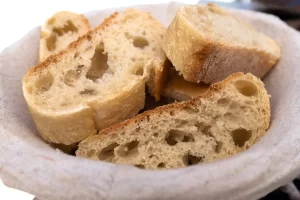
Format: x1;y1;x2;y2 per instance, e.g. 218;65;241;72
163;4;281;84
22;9;167;145
162;67;209;101
76;73;270;170
39;11;91;62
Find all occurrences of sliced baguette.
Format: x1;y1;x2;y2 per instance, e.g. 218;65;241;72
162;67;209;101
23;9;167;145
39;11;91;62
163;4;281;84
76;73;270;170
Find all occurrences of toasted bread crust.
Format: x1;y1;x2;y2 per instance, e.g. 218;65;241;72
163;4;280;83
77;72;270;169
97;72;247;134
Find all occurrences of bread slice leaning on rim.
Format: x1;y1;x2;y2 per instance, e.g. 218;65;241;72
22;9;167;145
163;4;281;84
76;73;270;170
39;11;91;62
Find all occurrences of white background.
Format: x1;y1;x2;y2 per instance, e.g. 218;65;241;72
0;0;202;199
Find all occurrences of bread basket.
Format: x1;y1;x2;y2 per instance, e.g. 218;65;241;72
1;2;300;200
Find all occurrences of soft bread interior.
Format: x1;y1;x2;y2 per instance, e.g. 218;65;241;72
77;73;270;170
23;9;168;145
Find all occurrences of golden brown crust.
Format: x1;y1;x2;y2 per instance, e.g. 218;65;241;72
99;72;244;135
163;5;280;84
187;41;214;82
185;41;278;83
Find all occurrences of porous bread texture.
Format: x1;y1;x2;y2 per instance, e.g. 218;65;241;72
23;9;166;145
99;8;168;100
163;4;281;84
39;11;91;62
76;73;270;170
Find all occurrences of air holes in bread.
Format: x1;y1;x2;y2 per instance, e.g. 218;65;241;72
165;130;194;146
231;128;252;147
157;162;166;168
134;67;144;76
74;52;80;58
217;98;230;106
35;72;54;93
60;102;67;107
229;102;239;113
80;89;96;95
182;105;198;114
170;110;175;116
64;65;83;86
86;44;109;82
215;141;223;153
182;134;194;142
135;164;145;169
234;80;258;97
117;140;139;157
184;153;203;166
147;155;153;159
53;20;78;36
124;32;130;38
133;37;149;48
175;119;188;126
86;149;96;157
98;142;119;161
46;34;57;51
195;123;211;136
153;132;159;137
46;20;78;51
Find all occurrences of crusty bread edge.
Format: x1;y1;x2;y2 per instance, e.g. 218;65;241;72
83;72;268;140
163;5;281;84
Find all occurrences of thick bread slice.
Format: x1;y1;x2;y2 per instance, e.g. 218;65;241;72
39;11;90;62
103;9;167;100
162;67;209;101
163;4;281;84
76;73;270;170
22;9;166;145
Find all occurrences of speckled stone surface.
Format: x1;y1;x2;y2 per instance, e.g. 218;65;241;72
1;2;300;200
